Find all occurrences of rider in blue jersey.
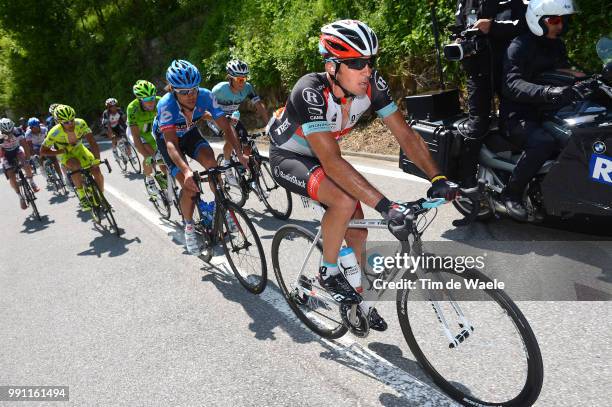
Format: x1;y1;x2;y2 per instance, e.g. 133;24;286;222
212;60;269;185
157;59;248;255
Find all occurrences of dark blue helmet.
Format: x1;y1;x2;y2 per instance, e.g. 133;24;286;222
27;117;40;127
166;59;201;89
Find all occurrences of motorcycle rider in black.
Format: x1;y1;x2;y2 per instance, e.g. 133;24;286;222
500;0;586;220
454;0;527;188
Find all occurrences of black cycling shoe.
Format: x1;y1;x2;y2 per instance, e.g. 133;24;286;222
368;307;388;332
318;267;362;304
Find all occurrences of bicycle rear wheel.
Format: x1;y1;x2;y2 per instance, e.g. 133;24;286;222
216;154;247;207
89;179;120;236
271;225;347;339
255;156;292;220
218;201;266;294
396;268;543;406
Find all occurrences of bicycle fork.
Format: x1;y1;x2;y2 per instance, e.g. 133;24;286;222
415;268;475;349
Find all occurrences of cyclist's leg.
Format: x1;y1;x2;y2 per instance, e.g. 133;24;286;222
136;132;157;177
63;157;83;188
51;157;62;181
344;203;367;264
2;156;19;194
269;146;361;302
17;148;38;191
183;129;217;196
18;148;34;178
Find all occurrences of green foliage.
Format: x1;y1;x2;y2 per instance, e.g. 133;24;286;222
0;0;609;118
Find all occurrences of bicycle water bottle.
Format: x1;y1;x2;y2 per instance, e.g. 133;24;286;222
338;247;363;293
197;199;213;227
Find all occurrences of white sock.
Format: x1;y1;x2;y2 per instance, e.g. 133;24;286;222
319;261;340;279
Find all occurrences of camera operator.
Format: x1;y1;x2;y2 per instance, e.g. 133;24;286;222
453;0;528;188
500;0;585;220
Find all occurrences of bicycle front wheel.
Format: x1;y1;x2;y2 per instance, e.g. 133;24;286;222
145;176;171;219
271;225;347;339
255;157;292;220
396;268;543;406
218;201;266;294
23;182;41;221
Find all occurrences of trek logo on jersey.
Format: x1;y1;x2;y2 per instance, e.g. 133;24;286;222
274;118;291;135
274;166;306;188
373;71;388;91
590;154;612;185
302;88;324;106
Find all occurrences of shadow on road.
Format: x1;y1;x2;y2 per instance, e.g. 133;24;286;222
198;263;454;406
77;232;141;258
21;214;55;234
443;219;612;286
48;192;70;205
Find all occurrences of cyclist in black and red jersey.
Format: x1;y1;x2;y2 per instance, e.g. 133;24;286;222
268;19;458;330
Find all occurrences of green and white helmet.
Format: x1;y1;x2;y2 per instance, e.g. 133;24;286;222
54;104;76;122
133;80;157;99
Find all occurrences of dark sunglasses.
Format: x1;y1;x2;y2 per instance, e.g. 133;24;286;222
141;96;157;102
339;57;376;70
545;15;563;25
173;87;198;96
61;119;75;125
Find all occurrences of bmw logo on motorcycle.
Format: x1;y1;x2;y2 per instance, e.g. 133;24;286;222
593;141;606;154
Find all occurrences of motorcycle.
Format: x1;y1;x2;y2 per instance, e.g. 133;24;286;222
400;37;612;232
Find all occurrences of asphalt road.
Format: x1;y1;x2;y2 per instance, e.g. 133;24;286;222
1;141;610;406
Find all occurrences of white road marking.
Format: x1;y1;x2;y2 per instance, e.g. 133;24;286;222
103;179;455;405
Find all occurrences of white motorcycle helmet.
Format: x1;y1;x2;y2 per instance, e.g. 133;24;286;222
526;0;577;37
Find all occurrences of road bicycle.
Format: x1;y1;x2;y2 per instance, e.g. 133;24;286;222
271;186;543;406
41;156;67;195
216;132;292;220
15;163;41;220
143;151;179;220
192;161;267;294
67;159;120;236
114;136;141;174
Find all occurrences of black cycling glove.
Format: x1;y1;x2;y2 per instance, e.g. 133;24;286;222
427;175;459;200
376;197;415;240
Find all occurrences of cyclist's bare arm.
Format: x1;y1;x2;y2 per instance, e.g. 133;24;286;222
383;110;440;178
130;125;145;150
254;100;270;123
19;138;31;160
40;145;65;157
85;132;101;160
308;131;383;208
162;129;190;174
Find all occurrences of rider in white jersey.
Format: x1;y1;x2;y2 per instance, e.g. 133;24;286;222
212;59;270;185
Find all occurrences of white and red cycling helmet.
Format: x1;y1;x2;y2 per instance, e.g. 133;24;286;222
319;19;379;60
